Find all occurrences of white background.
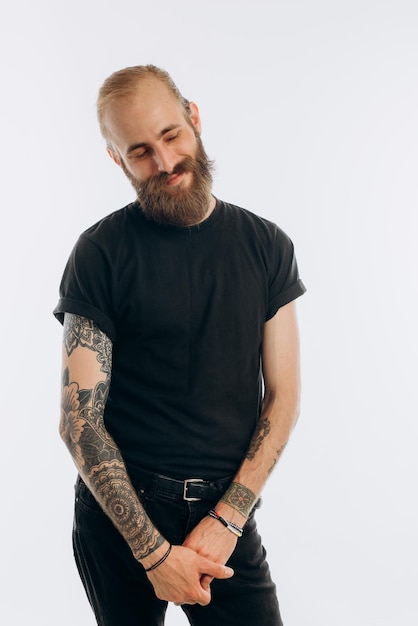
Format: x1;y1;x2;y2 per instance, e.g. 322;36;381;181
1;1;417;624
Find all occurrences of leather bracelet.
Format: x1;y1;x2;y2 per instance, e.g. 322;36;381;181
208;509;243;538
144;544;172;572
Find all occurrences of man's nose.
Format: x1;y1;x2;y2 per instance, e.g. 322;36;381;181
152;146;177;174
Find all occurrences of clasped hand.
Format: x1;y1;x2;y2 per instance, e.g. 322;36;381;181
146;516;238;606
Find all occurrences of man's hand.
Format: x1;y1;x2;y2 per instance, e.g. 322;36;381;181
183;512;242;591
184;514;238;564
145;544;234;605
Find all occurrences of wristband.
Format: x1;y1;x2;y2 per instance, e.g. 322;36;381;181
208;509;243;538
144;544;172;572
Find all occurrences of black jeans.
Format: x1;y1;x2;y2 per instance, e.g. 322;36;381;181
73;474;283;626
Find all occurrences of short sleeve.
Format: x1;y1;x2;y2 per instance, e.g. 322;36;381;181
266;226;306;320
53;234;117;341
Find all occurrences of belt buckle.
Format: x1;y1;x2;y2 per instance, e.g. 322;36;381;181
183;478;205;501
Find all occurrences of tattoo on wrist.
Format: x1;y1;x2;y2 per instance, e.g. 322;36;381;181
246;416;271;460
220;482;256;518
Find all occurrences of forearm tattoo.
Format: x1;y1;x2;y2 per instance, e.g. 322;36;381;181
246;416;271;460
61;314;163;560
268;443;286;476
221;482;256;519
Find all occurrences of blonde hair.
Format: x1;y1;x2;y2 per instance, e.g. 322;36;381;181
97;64;191;141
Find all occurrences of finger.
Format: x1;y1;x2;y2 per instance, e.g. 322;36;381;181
202;562;234;580
194;585;212;607
200;574;214;590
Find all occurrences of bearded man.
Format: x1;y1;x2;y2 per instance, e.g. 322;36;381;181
54;64;306;626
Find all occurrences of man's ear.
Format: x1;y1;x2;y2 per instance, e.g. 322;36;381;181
107;147;121;166
188;102;202;134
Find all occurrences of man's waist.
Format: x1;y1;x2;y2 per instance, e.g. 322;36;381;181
127;465;232;502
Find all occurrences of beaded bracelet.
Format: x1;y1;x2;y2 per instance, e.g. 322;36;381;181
208;509;243;538
144;544;172;572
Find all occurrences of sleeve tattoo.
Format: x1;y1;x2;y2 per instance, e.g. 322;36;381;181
61;314;163;560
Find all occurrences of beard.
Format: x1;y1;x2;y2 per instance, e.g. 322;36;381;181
121;135;214;227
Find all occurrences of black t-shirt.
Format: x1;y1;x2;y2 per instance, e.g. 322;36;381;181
54;199;306;479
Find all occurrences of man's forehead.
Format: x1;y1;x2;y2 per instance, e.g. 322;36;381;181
103;79;185;145
112;77;178;112
107;81;183;120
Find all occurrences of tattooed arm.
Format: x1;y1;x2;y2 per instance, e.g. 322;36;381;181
220;300;301;519
60;313;233;605
183;301;301;565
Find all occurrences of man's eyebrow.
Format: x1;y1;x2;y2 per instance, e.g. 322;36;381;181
126;124;182;155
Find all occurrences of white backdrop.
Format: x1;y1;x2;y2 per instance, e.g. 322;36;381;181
1;1;417;624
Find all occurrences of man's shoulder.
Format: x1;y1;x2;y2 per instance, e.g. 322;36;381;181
81;201;139;241
221;200;287;240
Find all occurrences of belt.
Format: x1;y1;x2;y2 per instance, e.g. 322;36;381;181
128;466;232;502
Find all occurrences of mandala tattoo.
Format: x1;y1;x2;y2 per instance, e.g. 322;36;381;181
221;482;256;519
246;416;271;460
89;461;163;556
61;314;163;560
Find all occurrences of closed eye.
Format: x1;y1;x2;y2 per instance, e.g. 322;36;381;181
165;131;181;143
131;148;150;159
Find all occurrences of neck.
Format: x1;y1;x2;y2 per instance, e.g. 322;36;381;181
200;194;216;223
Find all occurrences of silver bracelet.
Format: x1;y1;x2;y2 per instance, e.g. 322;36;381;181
208;509;243;538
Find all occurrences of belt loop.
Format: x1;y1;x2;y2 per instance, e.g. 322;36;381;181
215;479;228;494
149;472;158;500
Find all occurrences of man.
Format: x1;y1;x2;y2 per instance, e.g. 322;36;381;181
54;64;306;625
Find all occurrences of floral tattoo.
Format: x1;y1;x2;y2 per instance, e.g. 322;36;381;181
61;314;163;560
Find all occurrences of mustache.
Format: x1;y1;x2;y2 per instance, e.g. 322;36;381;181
146;156;196;187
